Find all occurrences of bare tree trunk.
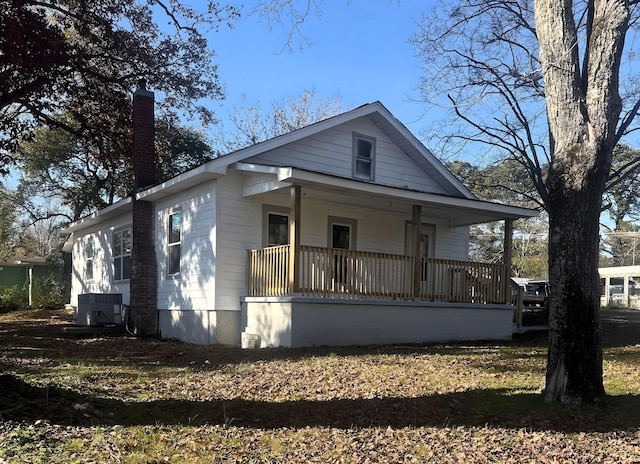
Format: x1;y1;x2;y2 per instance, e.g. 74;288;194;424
546;174;606;403
534;0;629;403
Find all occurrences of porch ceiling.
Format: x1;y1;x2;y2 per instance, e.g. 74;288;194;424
232;163;538;227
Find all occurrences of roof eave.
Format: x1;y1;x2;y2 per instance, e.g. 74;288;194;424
279;168;538;225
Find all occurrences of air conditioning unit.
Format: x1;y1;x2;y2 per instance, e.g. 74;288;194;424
77;293;124;326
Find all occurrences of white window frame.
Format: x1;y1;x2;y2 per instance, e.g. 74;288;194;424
327;216;358;250
352;132;376;181
167;209;182;277
86;236;95;281
327;216;357;286
262;204;290;247
112;227;132;282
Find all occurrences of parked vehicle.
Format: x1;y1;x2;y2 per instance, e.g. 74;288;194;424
522;280;549;308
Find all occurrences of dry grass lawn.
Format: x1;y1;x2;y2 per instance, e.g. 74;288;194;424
1;307;640;463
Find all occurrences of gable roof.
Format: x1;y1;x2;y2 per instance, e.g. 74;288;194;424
207;101;475;199
62;101;536;239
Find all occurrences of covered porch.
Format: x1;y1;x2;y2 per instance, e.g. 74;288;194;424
234;163;537;347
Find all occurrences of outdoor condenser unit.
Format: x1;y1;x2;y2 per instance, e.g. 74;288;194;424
77;293;124;326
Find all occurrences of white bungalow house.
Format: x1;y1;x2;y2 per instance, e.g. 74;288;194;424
62;96;537;347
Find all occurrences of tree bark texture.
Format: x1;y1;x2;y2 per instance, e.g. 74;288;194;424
534;0;628;403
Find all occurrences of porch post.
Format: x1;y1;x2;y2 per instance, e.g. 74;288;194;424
289;184;302;294
412;205;422;299
504;218;514;303
623;273;630;307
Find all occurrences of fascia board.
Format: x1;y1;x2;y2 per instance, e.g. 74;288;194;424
137;163;226;201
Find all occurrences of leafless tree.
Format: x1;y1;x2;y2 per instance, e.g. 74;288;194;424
413;0;640;404
214;89;343;153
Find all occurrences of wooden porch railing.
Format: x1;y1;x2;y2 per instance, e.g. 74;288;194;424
299;246;414;299
415;258;508;303
247;244;290;296
247;245;510;304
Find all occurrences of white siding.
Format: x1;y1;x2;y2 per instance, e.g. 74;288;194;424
69;177;470;320
214;173;471;313
69;215;132;307
215;171;263;311
245;116;448;194
155;180;217;311
433;222;470;260
284;197;470;260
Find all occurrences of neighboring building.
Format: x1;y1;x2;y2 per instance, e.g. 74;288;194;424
0;256;49;306
62;94;537;347
599;265;640;308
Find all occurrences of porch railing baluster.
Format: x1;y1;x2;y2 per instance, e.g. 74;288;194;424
247;245;509;304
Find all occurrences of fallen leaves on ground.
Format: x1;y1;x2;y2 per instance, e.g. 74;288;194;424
1;308;640;463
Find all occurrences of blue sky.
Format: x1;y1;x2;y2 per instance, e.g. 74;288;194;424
211;0;435;137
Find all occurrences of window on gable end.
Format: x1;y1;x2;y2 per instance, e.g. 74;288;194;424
352;133;375;181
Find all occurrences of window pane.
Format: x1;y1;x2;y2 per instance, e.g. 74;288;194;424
122;255;131;280
357;138;373;159
86;260;93;280
169;212;181;244
113;232;122;256
355;159;371;179
268;213;289;246
114;257;122;281
332;224;350;249
420;234;430;258
169;244;181;274
123;229;131;255
87;237;94;258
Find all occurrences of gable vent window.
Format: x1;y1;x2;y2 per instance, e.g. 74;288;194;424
353;133;375;180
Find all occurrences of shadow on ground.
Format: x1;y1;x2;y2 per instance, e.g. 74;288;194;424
2;308;640;432
1;373;638;433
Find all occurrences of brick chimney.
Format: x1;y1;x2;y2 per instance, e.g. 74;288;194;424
129;80;158;337
132;79;156;190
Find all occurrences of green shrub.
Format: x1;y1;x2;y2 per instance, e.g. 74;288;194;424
0;286;27;312
30;274;65;309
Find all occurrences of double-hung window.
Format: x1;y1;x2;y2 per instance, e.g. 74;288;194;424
113;228;131;281
168;210;182;276
86;236;94;280
353;133;375;180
